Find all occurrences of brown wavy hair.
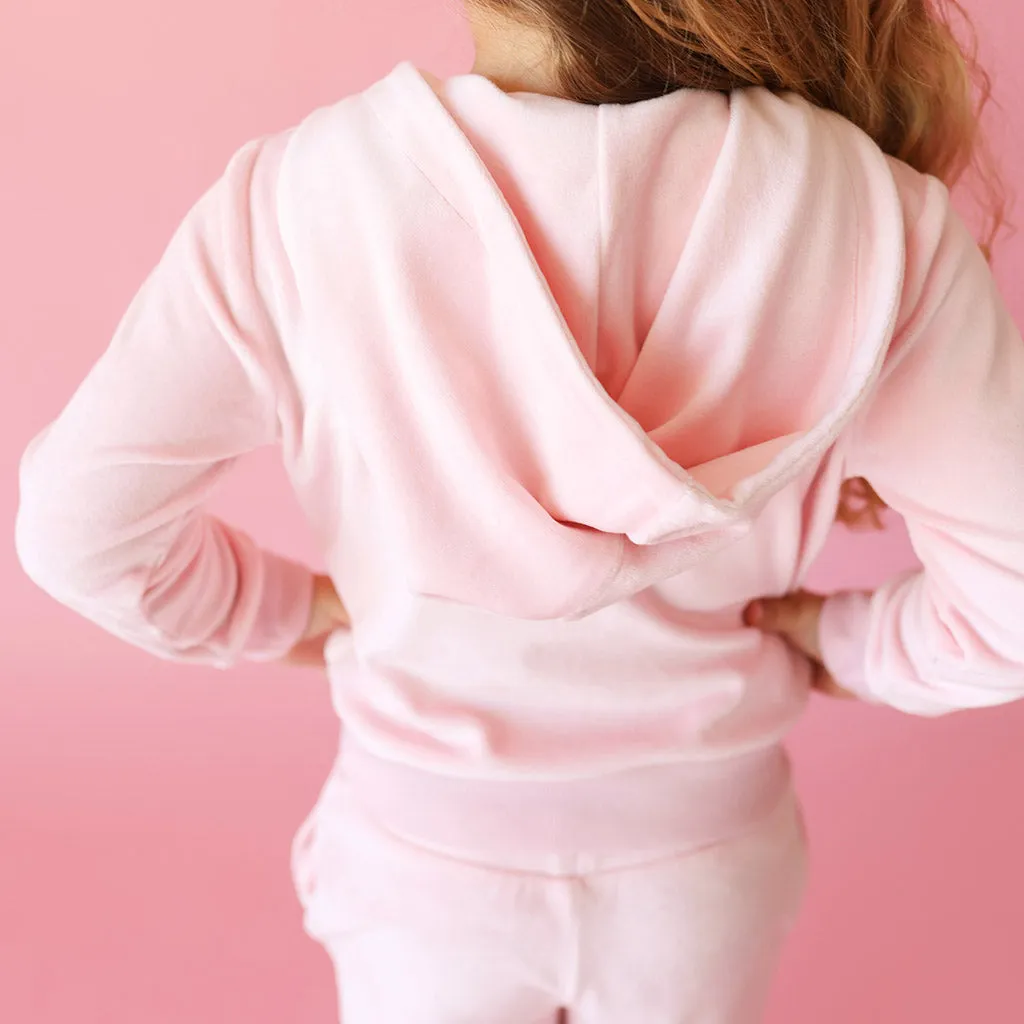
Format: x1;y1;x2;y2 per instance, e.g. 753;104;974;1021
473;0;1005;528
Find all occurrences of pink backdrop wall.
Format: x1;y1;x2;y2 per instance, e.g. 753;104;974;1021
3;2;1023;1021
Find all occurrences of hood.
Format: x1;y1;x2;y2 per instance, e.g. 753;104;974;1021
349;64;906;619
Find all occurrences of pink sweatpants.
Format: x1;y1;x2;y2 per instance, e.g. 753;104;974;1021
292;748;808;1024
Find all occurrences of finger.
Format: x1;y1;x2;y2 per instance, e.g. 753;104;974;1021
321;583;350;627
322;584;347;619
744;594;799;635
282;634;329;669
305;576;350;639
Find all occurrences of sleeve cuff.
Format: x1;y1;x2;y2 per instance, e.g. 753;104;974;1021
819;590;880;703
244;553;316;662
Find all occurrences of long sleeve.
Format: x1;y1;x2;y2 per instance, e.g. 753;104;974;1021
819;174;1024;714
15;137;314;668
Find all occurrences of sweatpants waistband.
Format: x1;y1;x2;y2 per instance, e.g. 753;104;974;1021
337;740;793;871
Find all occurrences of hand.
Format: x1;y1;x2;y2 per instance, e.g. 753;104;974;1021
282;574;350;668
744;590;856;700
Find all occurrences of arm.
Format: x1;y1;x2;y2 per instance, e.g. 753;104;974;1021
15;137;316;668
819;175;1024;714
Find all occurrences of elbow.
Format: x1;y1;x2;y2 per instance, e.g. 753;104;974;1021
16;493;56;591
15;501;85;601
942;621;1024;705
15;438;89;600
904;656;1024;716
962;661;1024;705
15;447;151;605
14;484;121;606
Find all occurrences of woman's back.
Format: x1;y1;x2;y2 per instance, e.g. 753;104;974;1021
277;64;903;775
17;62;1024;782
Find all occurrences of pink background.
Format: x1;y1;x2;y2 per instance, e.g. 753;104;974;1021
3;2;1023;1021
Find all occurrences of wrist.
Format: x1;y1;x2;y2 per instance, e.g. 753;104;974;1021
819;591;877;702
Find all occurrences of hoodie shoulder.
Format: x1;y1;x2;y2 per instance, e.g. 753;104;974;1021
880;157;968;374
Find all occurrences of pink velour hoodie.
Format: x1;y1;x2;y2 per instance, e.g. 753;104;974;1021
16;63;1024;785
